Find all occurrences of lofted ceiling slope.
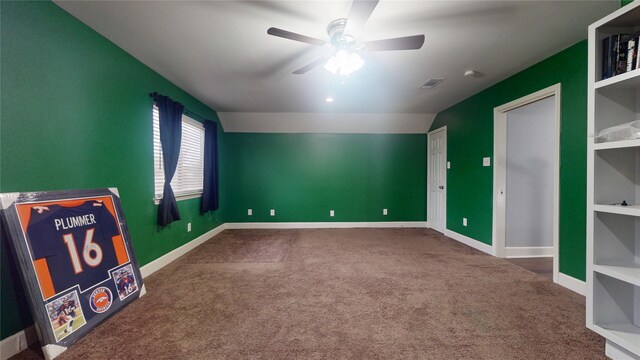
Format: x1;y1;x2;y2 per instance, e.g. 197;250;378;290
54;1;618;133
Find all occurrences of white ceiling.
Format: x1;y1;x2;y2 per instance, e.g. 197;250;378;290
54;0;617;132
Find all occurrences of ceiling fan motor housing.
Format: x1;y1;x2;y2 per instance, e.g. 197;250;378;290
327;18;353;47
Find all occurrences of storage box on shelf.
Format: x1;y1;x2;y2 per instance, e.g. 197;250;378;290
588;2;640;360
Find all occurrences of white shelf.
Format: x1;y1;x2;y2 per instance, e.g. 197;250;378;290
591;323;640;357
588;4;640;359
593;263;640;286
593;204;640;216
595;68;640;89
594;139;640;150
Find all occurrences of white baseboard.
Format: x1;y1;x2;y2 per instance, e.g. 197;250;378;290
557;273;586;296
0;325;37;360
42;344;66;360
444;229;495;255
504;246;553;258
139;222;227;278
605;339;640;360
225;221;428;229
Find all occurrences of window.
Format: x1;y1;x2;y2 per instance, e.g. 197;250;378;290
153;105;204;201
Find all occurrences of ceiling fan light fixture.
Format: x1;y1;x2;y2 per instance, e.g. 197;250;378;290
324;49;364;75
268;1;424;75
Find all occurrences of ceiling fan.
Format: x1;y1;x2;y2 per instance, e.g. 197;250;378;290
267;0;425;75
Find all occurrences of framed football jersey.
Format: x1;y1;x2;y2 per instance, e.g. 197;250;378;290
1;188;145;360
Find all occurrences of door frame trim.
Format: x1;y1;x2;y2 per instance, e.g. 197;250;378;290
427;126;447;233
492;83;561;284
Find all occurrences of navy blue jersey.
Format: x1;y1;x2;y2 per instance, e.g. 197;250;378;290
57;300;77;318
26;201;121;295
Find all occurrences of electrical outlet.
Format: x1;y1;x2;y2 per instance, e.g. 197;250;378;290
483;157;491;167
187;222;192;232
447;161;451;169
383;208;388;215
247;209;252;216
463;218;468;227
270;209;275;216
330;210;335;217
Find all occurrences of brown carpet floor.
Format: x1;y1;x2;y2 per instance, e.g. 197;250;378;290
506;257;554;281
11;228;604;360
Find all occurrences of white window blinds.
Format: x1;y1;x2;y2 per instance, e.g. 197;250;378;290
153;105;204;199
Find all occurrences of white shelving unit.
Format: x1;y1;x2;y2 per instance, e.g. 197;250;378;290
587;3;640;360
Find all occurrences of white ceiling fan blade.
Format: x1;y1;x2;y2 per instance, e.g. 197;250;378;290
293;56;330;74
344;0;379;39
366;35;425;51
267;27;326;46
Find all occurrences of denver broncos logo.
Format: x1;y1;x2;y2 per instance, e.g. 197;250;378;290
89;287;112;313
95;296;107;304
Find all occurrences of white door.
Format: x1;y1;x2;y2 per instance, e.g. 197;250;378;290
505;96;556;252
493;84;560;283
428;127;447;233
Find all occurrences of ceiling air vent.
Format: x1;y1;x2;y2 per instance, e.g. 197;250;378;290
420;78;445;89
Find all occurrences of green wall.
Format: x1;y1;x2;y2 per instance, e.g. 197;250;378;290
1;0;622;346
430;41;588;280
222;133;427;222
0;1;223;339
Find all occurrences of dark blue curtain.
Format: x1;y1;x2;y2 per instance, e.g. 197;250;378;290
201;121;219;213
153;93;183;226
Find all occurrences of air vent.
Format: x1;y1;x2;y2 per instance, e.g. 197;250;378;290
420;78;445;89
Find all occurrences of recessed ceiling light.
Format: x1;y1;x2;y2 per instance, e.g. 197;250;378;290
326;97;334;103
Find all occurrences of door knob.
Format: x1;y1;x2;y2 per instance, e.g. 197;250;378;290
439;185;444;189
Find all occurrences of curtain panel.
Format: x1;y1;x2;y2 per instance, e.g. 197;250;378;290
153;92;183;226
201;121;219;213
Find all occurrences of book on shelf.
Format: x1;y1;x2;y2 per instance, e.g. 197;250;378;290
626;36;635;72
614;34;630;76
637;35;640;70
602;36;613;79
602;33;639;79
